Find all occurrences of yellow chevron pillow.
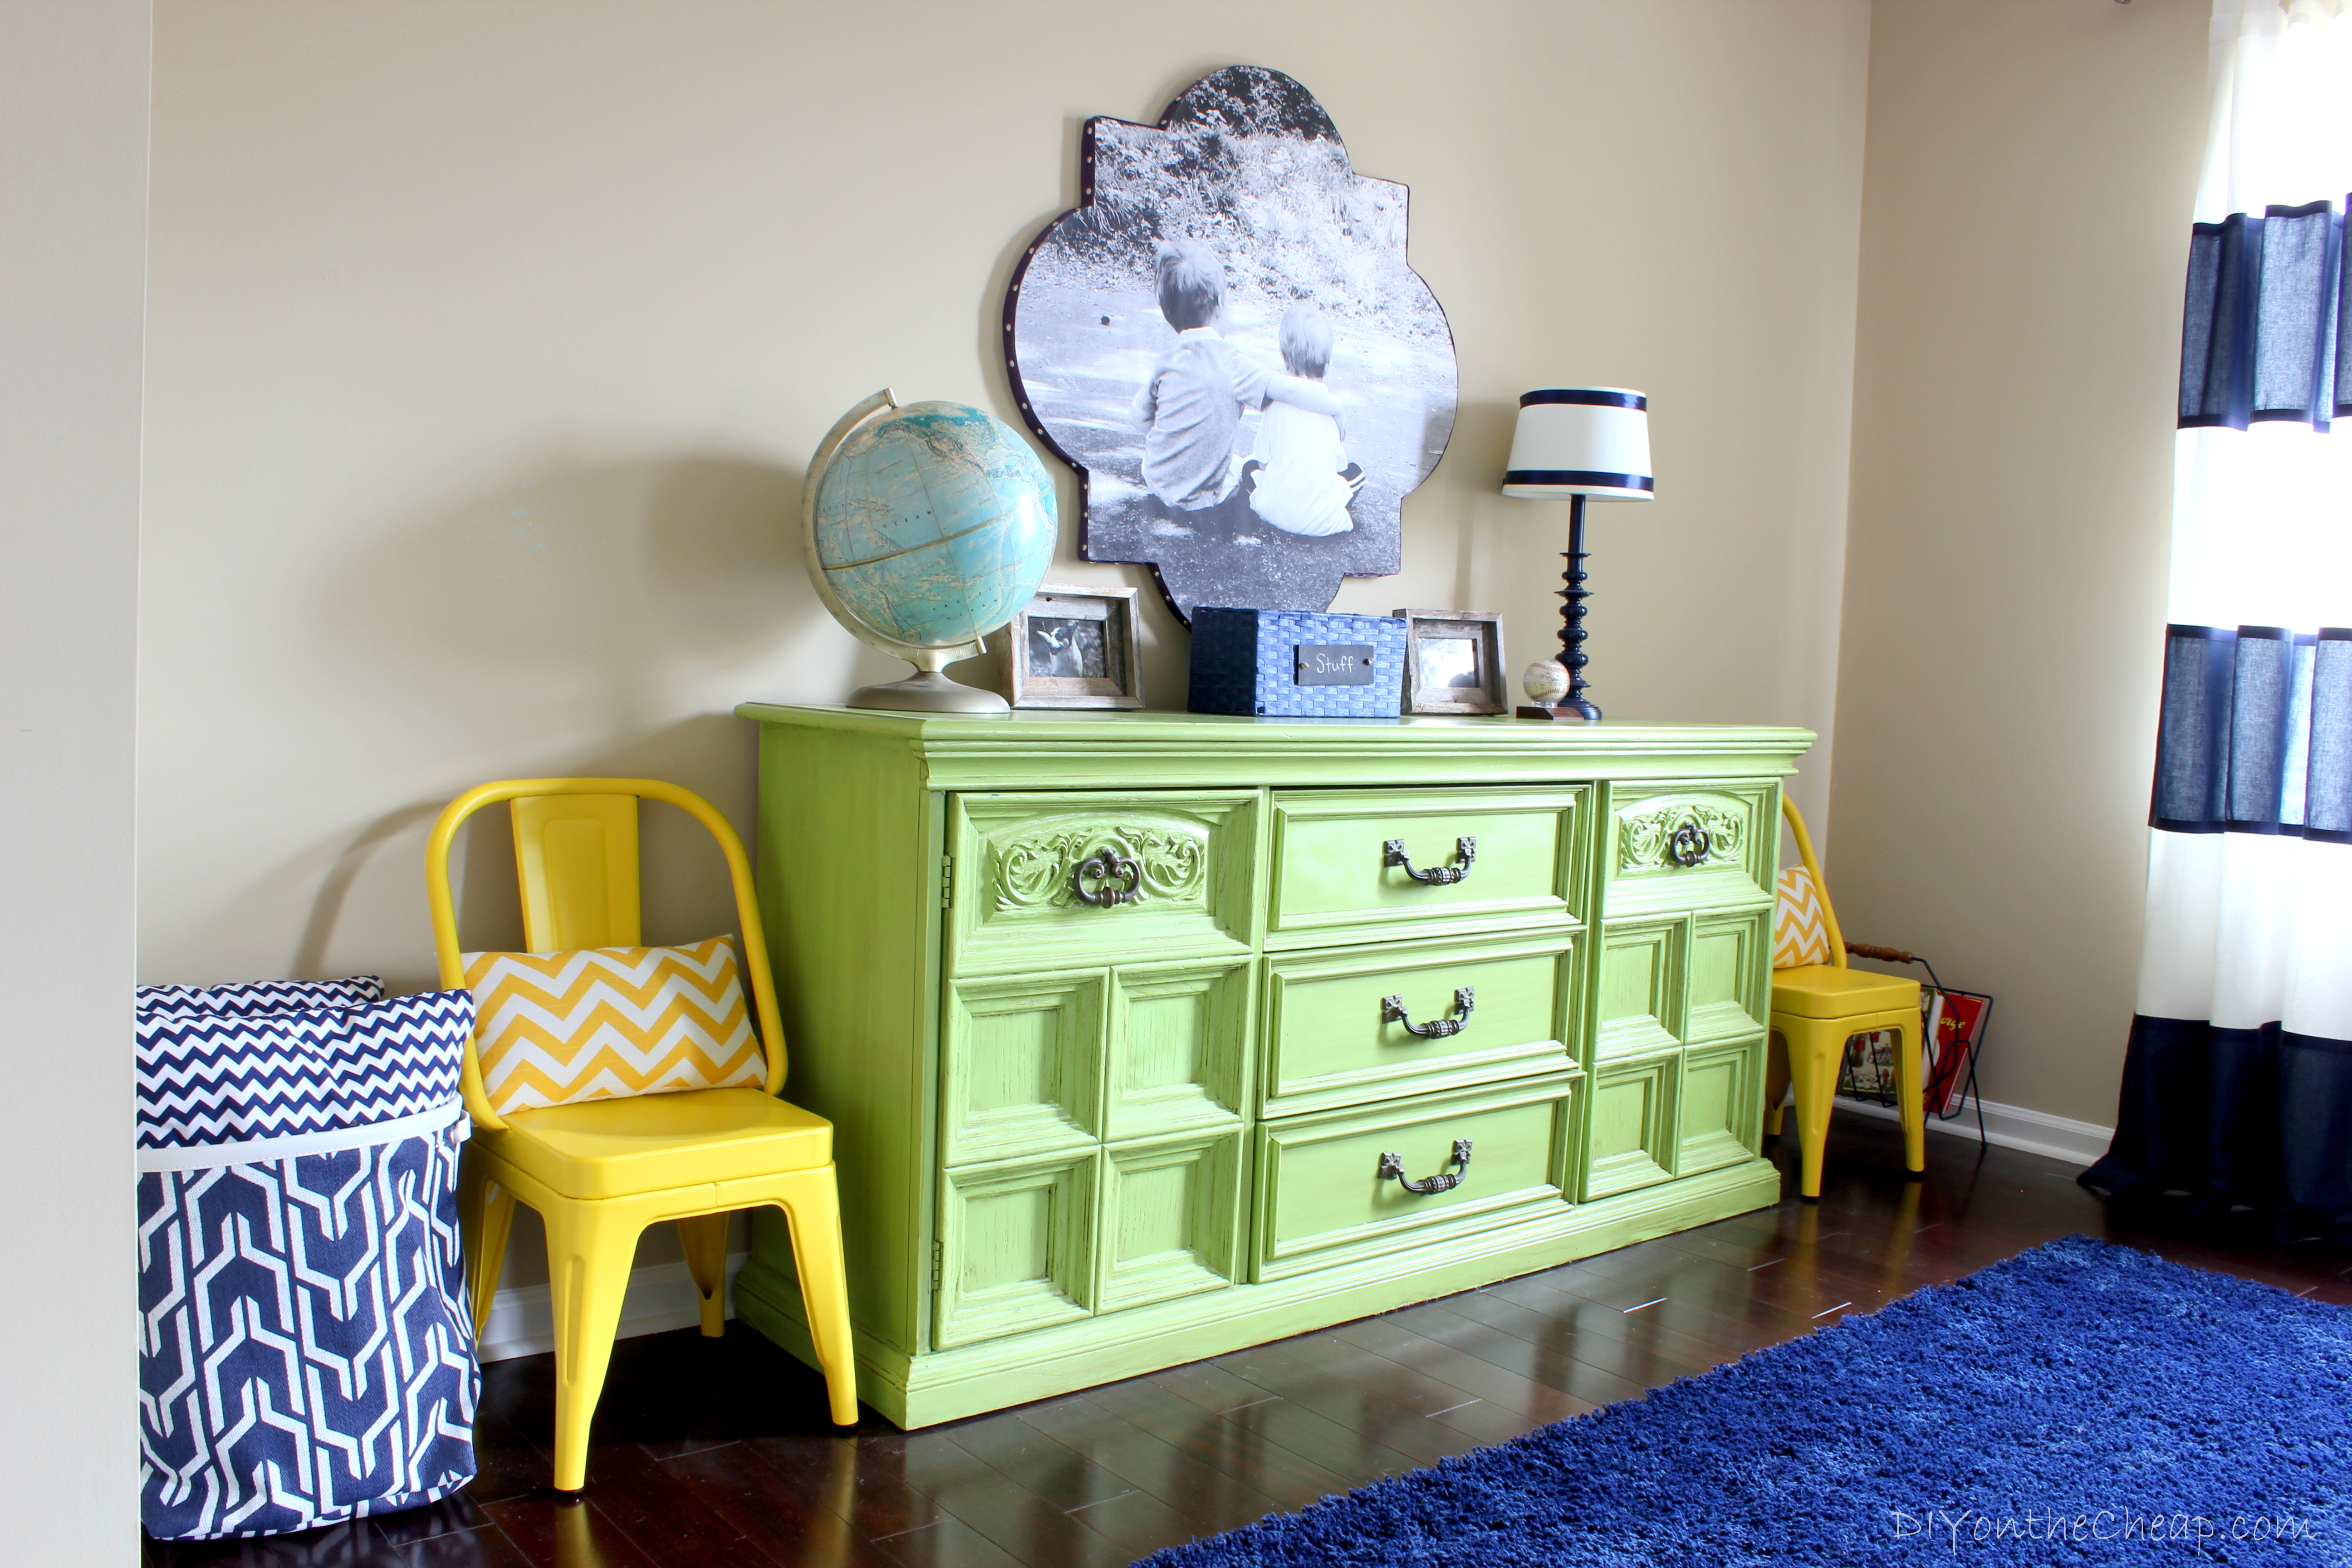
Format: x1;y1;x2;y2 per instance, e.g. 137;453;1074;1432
462;936;765;1115
1773;867;1835;969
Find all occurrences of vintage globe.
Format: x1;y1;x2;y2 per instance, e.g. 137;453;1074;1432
809;399;1057;657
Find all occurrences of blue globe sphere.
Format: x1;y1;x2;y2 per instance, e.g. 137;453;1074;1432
811;400;1058;650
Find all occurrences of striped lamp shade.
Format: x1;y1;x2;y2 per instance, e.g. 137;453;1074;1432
1501;388;1654;502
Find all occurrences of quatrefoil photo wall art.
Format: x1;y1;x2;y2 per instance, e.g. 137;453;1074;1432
1003;65;1458;623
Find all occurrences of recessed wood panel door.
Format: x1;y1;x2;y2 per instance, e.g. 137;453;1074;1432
1105;958;1253;1142
1686;911;1770;1045
1595;919;1683;1060
1099;1130;1243;1311
941;971;1105;1166
936;1151;1098;1349
1680;1038;1764;1175
1585;1056;1678;1199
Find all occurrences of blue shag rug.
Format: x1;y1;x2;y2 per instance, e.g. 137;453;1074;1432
1137;1237;2352;1567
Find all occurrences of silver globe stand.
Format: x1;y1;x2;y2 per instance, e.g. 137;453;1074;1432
804;388;1013;716
851;656;1012;715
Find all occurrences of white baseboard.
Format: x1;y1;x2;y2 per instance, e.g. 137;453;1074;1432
478;1250;750;1363
1831;1093;2114;1168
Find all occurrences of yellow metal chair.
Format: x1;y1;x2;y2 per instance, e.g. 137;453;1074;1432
1763;796;1926;1199
425;778;858;1491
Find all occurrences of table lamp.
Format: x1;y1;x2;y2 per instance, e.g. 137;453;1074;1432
1501;387;1653;720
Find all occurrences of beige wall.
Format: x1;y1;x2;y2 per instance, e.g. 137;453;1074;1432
138;1;1870;1277
0;1;149;1553
138;0;1869;990
1832;0;2209;1127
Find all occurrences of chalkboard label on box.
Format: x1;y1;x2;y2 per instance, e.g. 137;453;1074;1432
1294;645;1375;686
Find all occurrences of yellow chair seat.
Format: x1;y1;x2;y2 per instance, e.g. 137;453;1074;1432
1770;964;1920;1019
482;1086;833;1200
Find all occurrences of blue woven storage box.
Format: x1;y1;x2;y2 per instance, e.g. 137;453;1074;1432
1188;607;1408;717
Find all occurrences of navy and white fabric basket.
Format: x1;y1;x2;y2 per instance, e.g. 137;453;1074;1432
1187;607;1408;717
136;978;481;1540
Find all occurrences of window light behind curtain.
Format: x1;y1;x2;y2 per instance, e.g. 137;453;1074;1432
2085;0;2352;1239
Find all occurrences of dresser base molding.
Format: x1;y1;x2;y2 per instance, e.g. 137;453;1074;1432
735;1156;1779;1429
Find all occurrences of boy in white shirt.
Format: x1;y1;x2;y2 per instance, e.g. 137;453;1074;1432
1247;304;1365;537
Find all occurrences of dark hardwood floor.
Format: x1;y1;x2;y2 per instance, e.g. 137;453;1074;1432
146;1116;2352;1568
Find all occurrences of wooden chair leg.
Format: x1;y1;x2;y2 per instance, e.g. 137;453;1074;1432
457;1155;516;1341
543;1202;640;1491
770;1167;860;1426
676;1212;732;1337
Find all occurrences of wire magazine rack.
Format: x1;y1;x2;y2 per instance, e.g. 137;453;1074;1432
1833;950;1993;1148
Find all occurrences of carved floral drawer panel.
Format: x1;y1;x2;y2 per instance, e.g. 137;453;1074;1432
1602;781;1776;919
946;790;1261;973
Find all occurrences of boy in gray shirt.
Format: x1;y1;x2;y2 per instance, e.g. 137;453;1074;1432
1131;242;1344;517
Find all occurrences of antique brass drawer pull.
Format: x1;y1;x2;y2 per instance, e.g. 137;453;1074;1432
1667;821;1712;867
1382;985;1475;1039
1384;835;1476;884
1069;846;1142;907
1377;1138;1473;1195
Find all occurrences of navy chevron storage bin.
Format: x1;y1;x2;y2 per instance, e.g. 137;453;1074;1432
136;985;482;1540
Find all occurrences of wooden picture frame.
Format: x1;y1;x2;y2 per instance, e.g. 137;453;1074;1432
990;586;1146;709
1395;609;1507;715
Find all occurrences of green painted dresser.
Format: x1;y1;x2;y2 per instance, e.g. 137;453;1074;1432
730;705;1812;1428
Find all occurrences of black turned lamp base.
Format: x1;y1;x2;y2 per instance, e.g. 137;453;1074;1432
1518;493;1604;724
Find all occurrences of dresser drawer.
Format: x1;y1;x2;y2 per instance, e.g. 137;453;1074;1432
1250;1075;1577;1282
947;790;1260;973
1261;935;1577;1119
1267;788;1582;947
1603;781;1776;918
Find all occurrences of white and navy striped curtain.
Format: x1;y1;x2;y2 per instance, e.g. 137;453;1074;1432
2086;0;2352;1240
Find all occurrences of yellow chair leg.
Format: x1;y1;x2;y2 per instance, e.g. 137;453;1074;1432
457;1157;517;1341
544;1203;640;1492
676;1212;731;1338
1895;1012;1927;1175
772;1167;860;1427
1763;1032;1791;1138
1781;1017;1845;1200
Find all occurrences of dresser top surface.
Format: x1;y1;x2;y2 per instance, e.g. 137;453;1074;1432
738;704;1813;749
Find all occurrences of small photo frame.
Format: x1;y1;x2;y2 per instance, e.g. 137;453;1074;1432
1394;609;1507;715
990;586;1146;709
